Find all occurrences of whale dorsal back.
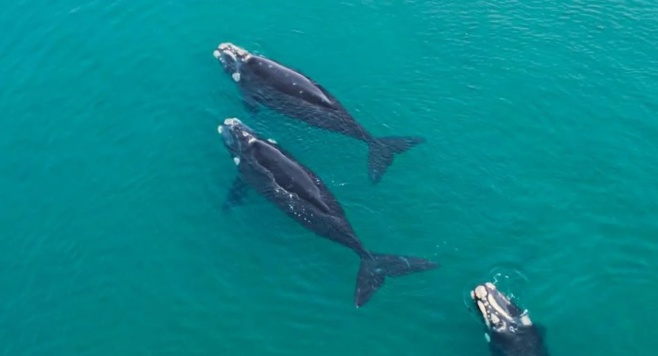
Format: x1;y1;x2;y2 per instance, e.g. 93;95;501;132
248;56;337;110
252;140;331;213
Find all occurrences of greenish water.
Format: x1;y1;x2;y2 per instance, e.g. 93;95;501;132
2;0;657;354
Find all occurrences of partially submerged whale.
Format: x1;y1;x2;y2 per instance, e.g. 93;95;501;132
218;117;438;307
471;282;549;356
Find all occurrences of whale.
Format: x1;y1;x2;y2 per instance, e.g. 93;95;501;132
213;42;425;184
471;282;549;356
217;117;438;307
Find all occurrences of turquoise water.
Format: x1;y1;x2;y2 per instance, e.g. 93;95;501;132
2;0;658;354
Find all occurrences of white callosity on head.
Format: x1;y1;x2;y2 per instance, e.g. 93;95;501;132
236;130;256;144
474;285;488;299
224;117;241;125
520;314;533;326
267;138;277;144
233;157;240;165
476;300;489;327
487;293;513;321
217;42;251;60
213;50;221;59
473;283;533;332
489;312;501;325
231;44;251;59
217;125;224;134
476;282;514;321
232;72;241;82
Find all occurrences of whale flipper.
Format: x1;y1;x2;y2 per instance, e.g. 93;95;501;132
354;252;438;307
223;176;250;210
367;136;426;184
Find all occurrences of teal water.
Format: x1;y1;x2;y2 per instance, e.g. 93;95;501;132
2;0;658;354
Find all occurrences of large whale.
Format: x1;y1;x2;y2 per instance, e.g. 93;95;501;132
471;282;549;356
212;42;425;184
217;117;438;307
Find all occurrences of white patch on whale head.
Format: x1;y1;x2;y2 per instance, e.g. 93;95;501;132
213;50;221;59
487;293;513;320
267;138;277;144
224;117;241;126
520;314;533;326
477;301;488;320
217;125;223;134
233;157;240;165
217;43;252;62
474;285;488;299
232;72;241;82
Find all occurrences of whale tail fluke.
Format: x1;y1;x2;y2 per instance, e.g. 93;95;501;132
367;136;425;184
354;252;438;308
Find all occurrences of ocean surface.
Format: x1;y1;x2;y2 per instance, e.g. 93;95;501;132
2;0;657;355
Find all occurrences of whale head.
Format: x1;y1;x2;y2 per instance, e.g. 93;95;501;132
471;282;532;335
218;117;257;159
213;42;251;78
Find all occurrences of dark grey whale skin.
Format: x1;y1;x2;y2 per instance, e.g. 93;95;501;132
218;118;438;308
213;42;425;184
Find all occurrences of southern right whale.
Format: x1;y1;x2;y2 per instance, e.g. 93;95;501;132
471;282;550;356
213;42;426;184
217;117;438;307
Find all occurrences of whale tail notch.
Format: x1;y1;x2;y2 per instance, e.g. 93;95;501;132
367;136;425;184
354;252;438;308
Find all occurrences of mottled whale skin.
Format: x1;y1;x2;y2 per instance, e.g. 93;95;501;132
471;282;550;356
213;42;425;184
218;117;438;307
